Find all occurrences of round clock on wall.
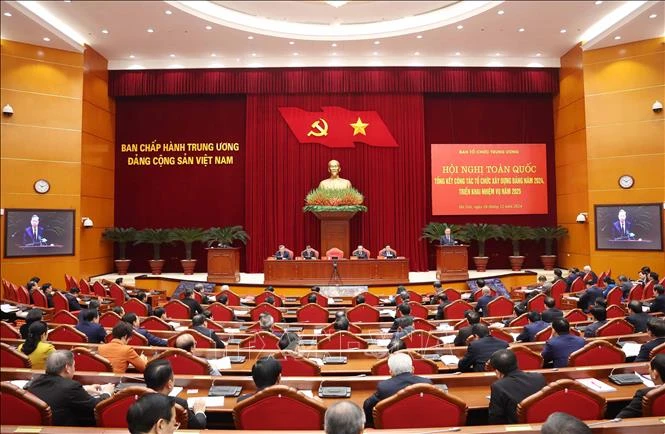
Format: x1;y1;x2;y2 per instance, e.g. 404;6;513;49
34;179;50;194
618;175;634;189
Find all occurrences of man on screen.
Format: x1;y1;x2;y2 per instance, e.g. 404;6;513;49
440;227;456;245
612;209;635;240
23;214;47;246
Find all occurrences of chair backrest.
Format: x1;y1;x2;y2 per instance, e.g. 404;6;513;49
644;280;656;299
442;288;461;301
401;330;440;348
177;290;203;304
526;293;546;313
568;340;626;367
454;318;469;330
139;316;173;331
406;291;423;303
347;303;380;322
3;281;17;301
299;292;328;307
472;288;496;301
596;318;634;337
31;289;48;308
92;281;107;298
0;381;52;425
49;324;88;343
273;350;322;376
487;297;514;317
78;279;91;294
373;383;467;429
350;247;371;259
564;309;588;323
250;302;284;322
605;304;626;319
643;385;665;416
94;386;153;427
108;283;126;307
0;321;21;339
164;299;191;320
490;327;514;344
218;289;241;306
570;277;584;293
517;379;606;423
17;286;29;304
72;347;113;372
352;291;379;306
413;317;436;331
317;331;368;350
99;311;122;328
296;303;329;323
320;322;362;334
239;331;280;350
233;385;326;430
65;274;78;290
650;342;665;359
52;291;70;312
511;345;544;370
151;348;210;375
103;330;148;346
596;272;607;288
442;300;474;320
300;247;320;259
403;301;428;319
245;322;285;334
370;351;438;376
207;302;235;322
205;318;225;332
534;326;553;342
550;280;567;308
628;284;644;302
122;298;148;316
324;247;344;259
0;342;32;368
605;287;622;307
509;313;530;327
52;310;79;325
255;291;283;307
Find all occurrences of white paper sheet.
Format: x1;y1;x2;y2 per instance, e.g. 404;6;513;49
489;322;505;329
620;342;641;358
375;339;392;346
380;309;396;318
380;328;391;333
168;387;183;397
1;304;19;313
188;396;225;407
167;321;180;328
309;358;324;366
233;310;248;316
440;355;460;366
440;335;456;344
437;324;454;331
639;373;655;388
224;328;240;334
298;390;314;398
208;357;232;370
461;293;471;300
10;380;29;389
576;378;617;392
313;328;323;335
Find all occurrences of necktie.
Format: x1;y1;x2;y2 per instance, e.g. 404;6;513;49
34;228;37;240
621;223;625;235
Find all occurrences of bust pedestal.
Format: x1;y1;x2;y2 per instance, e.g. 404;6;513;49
313;211;357;258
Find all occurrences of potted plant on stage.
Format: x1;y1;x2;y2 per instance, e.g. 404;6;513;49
458;223;499;272
534;226;569;270
204;226;250;283
134;228;174;275
102;227;137;275
172;227;207;275
497;224;535;271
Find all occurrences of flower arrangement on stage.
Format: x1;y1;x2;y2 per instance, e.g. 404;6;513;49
303;187;368;213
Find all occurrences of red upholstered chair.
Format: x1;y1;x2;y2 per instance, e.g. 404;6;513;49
99;311;122;328
0;381;52;425
596;272;607;288
31;289;49;308
255;291;283;307
650;342;665;359
207;302;235;322
151;348;210;375
164;299;191;320
628;284;644;303
66;274;78;290
52;310;79;326
373;383;467;429
140;316;174;331
408;301;429;319
297;303;329;323
178;290;204;304
72;347;113;372
568;340;625;367
52;291;71;312
564;309;588;323
401;330;440;348
550;280;566;308
473;288;497;301
233;385;326;430
570;277;584;293
167;329;215;349
273;350;321;376
324;247;344;259
321;322;362;334
534;326;553;342
104;330;148;346
406;291;423;303
509;313;530;327
347;303;380;322
454;318;470;330
17;286;30;304
413;317;436;331
511;345;544;370
239;331;280;350
94;386;153;427
317;331;368;350
205;318;225;332
442;300;474;320
122;298;149;316
660;276;665;286
377;247;397;259
91;281;107;298
299;292;329;307
486;297;514;317
527;293;546;313
0;342;31;368
443;288;461;301
352;291;379;306
49;324;88;343
249;302;283;322
218;289;241;306
490;327;514;344
0;321;21;339
605;287;622;307
597;318;634;337
3;281;17;301
517;379;606;423
108;283;126;307
371;351;438;375
245;321;285;334
644;280;656;300
78;279;91;294
605;304;626;319
643;385;665;416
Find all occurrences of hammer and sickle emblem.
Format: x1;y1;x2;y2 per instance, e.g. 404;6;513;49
307;118;329;137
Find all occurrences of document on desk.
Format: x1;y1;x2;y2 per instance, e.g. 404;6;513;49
233;310;248;316
576;378;616;392
188;396;225;407
620;342;641;358
175;326;188;332
167;321;180;328
639;373;655;387
375;339;392;346
380;298;393;304
209;357;232;370
298;390;314;398
489;322;505;329
10;380;29;389
224;328;240;334
380;328;391;333
313;328;323;335
440;335;456;345
440;355;460;366
1;304;19;313
309;358;324;366
437;324;454;331
168;387;183;397
642;305;650;312
567;296;580;301
380;309;396;318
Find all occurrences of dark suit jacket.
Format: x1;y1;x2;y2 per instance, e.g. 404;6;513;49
23;226;45;245
475;295;494;317
175;396;206;429
626;312;650;333
301;250;316;259
353;250;368;259
64;293;82;311
617;387;652;418
489;370;547;424
542;308;564;323
27;374;109;426
458;336;509;372
620;282;634;300
541;333;586;367
181;297;204;318
577;286;603;312
584;320;607;337
363;373;432;426
636;337;665;362
651;295;665;314
136;327;167;346
516;320;549;342
274;250;291;260
435;302;450;320
75;321;107;343
440;235;456;245
454;325;474;347
388;315;413;333
612;220;633;239
193;325;226;348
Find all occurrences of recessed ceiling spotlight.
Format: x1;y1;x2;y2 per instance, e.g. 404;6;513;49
414;51;420;56
205;25;212;30
560;29;567;33
3;12;12;17
518;28;525;32
129;54;135;59
293;52;299;56
457;25;463;29
165;10;172;15
495;52;501;56
595;1;603;4
373;51;378;56
331;52;337;56
416;35;423;39
374;40;380;45
331;43;337;47
169;54;175;58
614;35;621;40
251;52;257;57
42;37;51;42
101;29;109;34
289;41;295;45
147;28;154;33
649;14;657;18
247;35;254;39
536;52;542;56
527;62;544;67
325;1;348;7
497;10;504;15
455;52;461;56
211;53;217;57
63;0;71;3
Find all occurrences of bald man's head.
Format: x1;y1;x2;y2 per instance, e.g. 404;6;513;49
175;333;196;352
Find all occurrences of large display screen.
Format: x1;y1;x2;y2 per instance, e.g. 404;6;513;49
4;209;75;258
431;143;548;215
595;204;663;251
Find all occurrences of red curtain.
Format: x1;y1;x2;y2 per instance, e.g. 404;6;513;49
244;94;428;272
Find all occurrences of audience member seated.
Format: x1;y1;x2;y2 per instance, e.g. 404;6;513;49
18;321;55;369
363;352;432;426
113;306;126;317
392;316;415;341
434;294;450;320
259;312;281;335
577;280;603;312
541;318;585;368
306;293;318;304
174;333;220;376
355;294;366;305
274;244;291;260
454;311;481;347
40;283;55;308
334;317;350;332
488;349;547;424
379;245;397;259
76;308;107;343
79;299;101;322
98;321;148;373
191;314;225;348
601;277;617;298
180;288;204;318
237;358;282;402
389;303;412;333
617;354;665;418
650;285;665;314
565;267;581;289
625;300;649;333
64;287;83;311
279;332;300;351
475;287;494;317
127;393;178;434
19;308;43;339
542;297;564;321
27;350;114;426
541;412;592;434
123;312;167;346
301;245;317;260
583;306;607;338
26;280;38;303
582;265;598;284
351;244;369;259
144;359;206;429
325;401;365;434
516;311;549;342
636;318;665;362
135;291;154;316
458;324;509;372
387;338;407;353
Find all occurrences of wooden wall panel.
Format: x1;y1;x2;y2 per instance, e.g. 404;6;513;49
1;124;81;162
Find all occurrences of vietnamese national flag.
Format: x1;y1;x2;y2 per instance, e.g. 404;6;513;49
279;106;399;148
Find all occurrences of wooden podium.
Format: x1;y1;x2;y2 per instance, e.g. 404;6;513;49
436;245;469;282
313;211;357;258
206;247;240;283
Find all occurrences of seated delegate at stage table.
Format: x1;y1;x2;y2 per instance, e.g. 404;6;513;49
541;318;585;368
301;245;317;259
274;244;291;260
378;245;397;258
352;245;368;259
439;227;456;245
617;354;665;418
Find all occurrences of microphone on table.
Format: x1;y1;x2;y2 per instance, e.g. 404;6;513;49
587;418;622;427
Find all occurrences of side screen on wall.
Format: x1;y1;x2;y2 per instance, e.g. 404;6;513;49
4;209;75;257
431;144;548;215
595;204;663;251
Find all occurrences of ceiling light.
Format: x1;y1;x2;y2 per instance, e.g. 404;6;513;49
289;41;295;45
527;62;544;67
325;1;348;7
165;10;172;15
3;12;12;17
416;35;423;39
101;29;109;34
211;53;216;57
374;40;380;45
455;51;461;56
457;25;463;29
449;61;464;67
497;10;504;15
373;51;379;56
331;43;337;47
247;35;254;39
487;61;503;67
560;29;567;33
205;25;212;30
43;37;51;42
649;14;657;18
518;28;525;32
251;52;256;57
63;0;71;2
169;54;175;58
129;54;135;59
16;0;87;46
536;52;542;56
147;28;154;33
580;1;647;44
331;52;337;56
414;51;420;56
127;64;145;70
293;52;299;56
595;1;603;4
614;35;621;40
495;52;501;56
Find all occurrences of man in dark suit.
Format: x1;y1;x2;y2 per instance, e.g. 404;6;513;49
577;280;603;312
274;244;291;260
181;288;204;318
135;291;153;316
144;359;206;429
123;313;167;346
434;293;450;320
458;324;509;372
617;354;665;418
363;352;433;426
617;275;634;300
475;287;494;317
75;309;107;344
352;245;368;259
611;209;633;239
27;350;114;426
636;318;665;362
564;268;580;289
388;303;412;333
379;244;397;258
516;311;549;342
301;245;317;259
237;358;282;403
625;300;649;333
488;349;547;424
542;297;564;322
192;314;225;348
650;285;665;314
439;227;456;245
22;214;46;245
541;318;586;368
64;287;83;311
583;306;607;337
454;311;481;346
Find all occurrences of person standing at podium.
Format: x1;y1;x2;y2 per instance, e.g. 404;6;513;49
23;214;46;246
440;227;456;245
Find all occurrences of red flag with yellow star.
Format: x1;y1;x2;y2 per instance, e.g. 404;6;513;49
278;106;399;148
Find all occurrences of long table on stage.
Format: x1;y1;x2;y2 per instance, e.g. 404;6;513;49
263;258;409;285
